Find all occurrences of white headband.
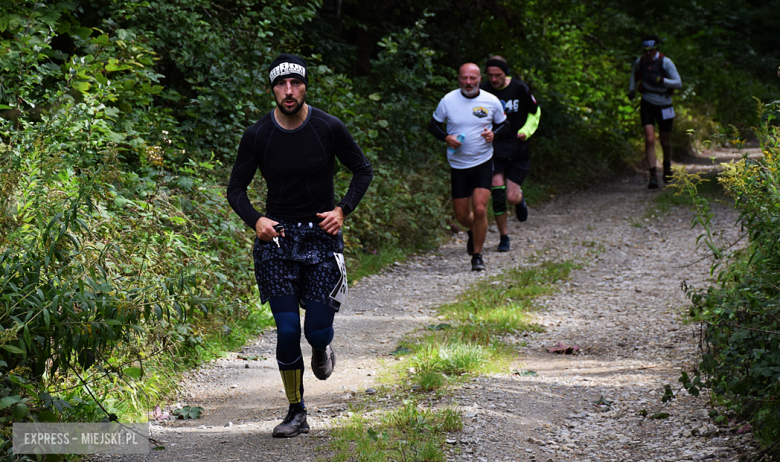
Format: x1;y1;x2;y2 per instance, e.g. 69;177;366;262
269;62;307;83
642;40;658;49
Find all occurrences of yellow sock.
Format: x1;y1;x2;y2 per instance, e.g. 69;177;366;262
280;369;303;405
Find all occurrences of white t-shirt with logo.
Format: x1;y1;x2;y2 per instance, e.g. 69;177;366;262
432;89;507;169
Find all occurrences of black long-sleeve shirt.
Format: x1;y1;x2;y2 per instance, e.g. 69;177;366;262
227;106;373;227
480;79;539;160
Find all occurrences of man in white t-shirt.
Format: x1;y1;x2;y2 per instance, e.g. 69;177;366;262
428;63;507;271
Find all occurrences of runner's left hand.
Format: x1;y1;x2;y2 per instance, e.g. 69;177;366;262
480;128;494;143
317;207;344;235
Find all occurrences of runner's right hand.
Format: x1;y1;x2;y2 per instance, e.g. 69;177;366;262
255;217;285;240
628;90;636;101
445;134;463;150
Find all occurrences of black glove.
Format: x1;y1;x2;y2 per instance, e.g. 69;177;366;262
628;90;636;101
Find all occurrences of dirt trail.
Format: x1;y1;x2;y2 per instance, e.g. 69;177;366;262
96;149;760;462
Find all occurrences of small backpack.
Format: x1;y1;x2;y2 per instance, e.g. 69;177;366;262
635;54;675;96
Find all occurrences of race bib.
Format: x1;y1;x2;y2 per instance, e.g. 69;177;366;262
329;252;348;306
661;106;675;120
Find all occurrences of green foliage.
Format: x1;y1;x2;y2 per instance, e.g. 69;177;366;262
406;342;490;389
75;0;322;162
383;400;461;434
328;400;461;462
0;2;272;449
680;101;780;448
439;260;572;343
172;405;204;420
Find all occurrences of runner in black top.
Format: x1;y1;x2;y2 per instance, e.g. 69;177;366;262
480;56;540;252
227;53;373;438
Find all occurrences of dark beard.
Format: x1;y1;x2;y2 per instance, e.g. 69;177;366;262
276;95;306;116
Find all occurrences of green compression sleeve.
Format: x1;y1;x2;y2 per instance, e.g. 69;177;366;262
517;107;541;140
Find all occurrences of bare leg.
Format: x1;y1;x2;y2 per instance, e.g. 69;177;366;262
453;198;474;231
644;124;657;169
506;178;523;205
457;185;494;255
471;188;490;255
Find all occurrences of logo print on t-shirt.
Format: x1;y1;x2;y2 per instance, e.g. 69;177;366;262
473;107;488;118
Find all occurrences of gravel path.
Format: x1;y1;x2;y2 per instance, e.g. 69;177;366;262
94;152;761;462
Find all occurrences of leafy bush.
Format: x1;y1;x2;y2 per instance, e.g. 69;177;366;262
74;0;321;163
0;3;269;451
681;100;780;448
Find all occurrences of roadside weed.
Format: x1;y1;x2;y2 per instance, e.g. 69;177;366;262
647;171;724;218
414;370;446;392
441;261;573;340
436;343;488;376
327;400;461;462
403;342;493;391
383;400;462;433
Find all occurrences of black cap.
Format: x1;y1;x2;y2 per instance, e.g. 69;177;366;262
485;59;509;75
269;53;308;87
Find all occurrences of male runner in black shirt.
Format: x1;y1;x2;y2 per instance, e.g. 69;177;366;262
480;56;540;252
227;53;373;438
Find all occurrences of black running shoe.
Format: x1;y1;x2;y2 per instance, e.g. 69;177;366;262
471;253;486;271
272;404;309;438
497;234;510;252
516;198;528;222
648;173;659;189
466;230;474;255
311;345;336;380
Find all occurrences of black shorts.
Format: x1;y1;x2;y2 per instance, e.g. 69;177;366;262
253;218;345;311
640;99;674;132
492;157;530;186
451;159;493;199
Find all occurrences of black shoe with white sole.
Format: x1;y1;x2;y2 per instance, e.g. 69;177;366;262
471;253;486;271
272;404;310;438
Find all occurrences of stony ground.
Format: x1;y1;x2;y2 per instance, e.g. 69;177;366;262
94;151;762;462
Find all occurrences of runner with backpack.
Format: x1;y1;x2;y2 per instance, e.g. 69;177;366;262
628;34;682;189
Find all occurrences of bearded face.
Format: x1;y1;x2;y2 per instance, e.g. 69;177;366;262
458;65;481;98
273;78;307;116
